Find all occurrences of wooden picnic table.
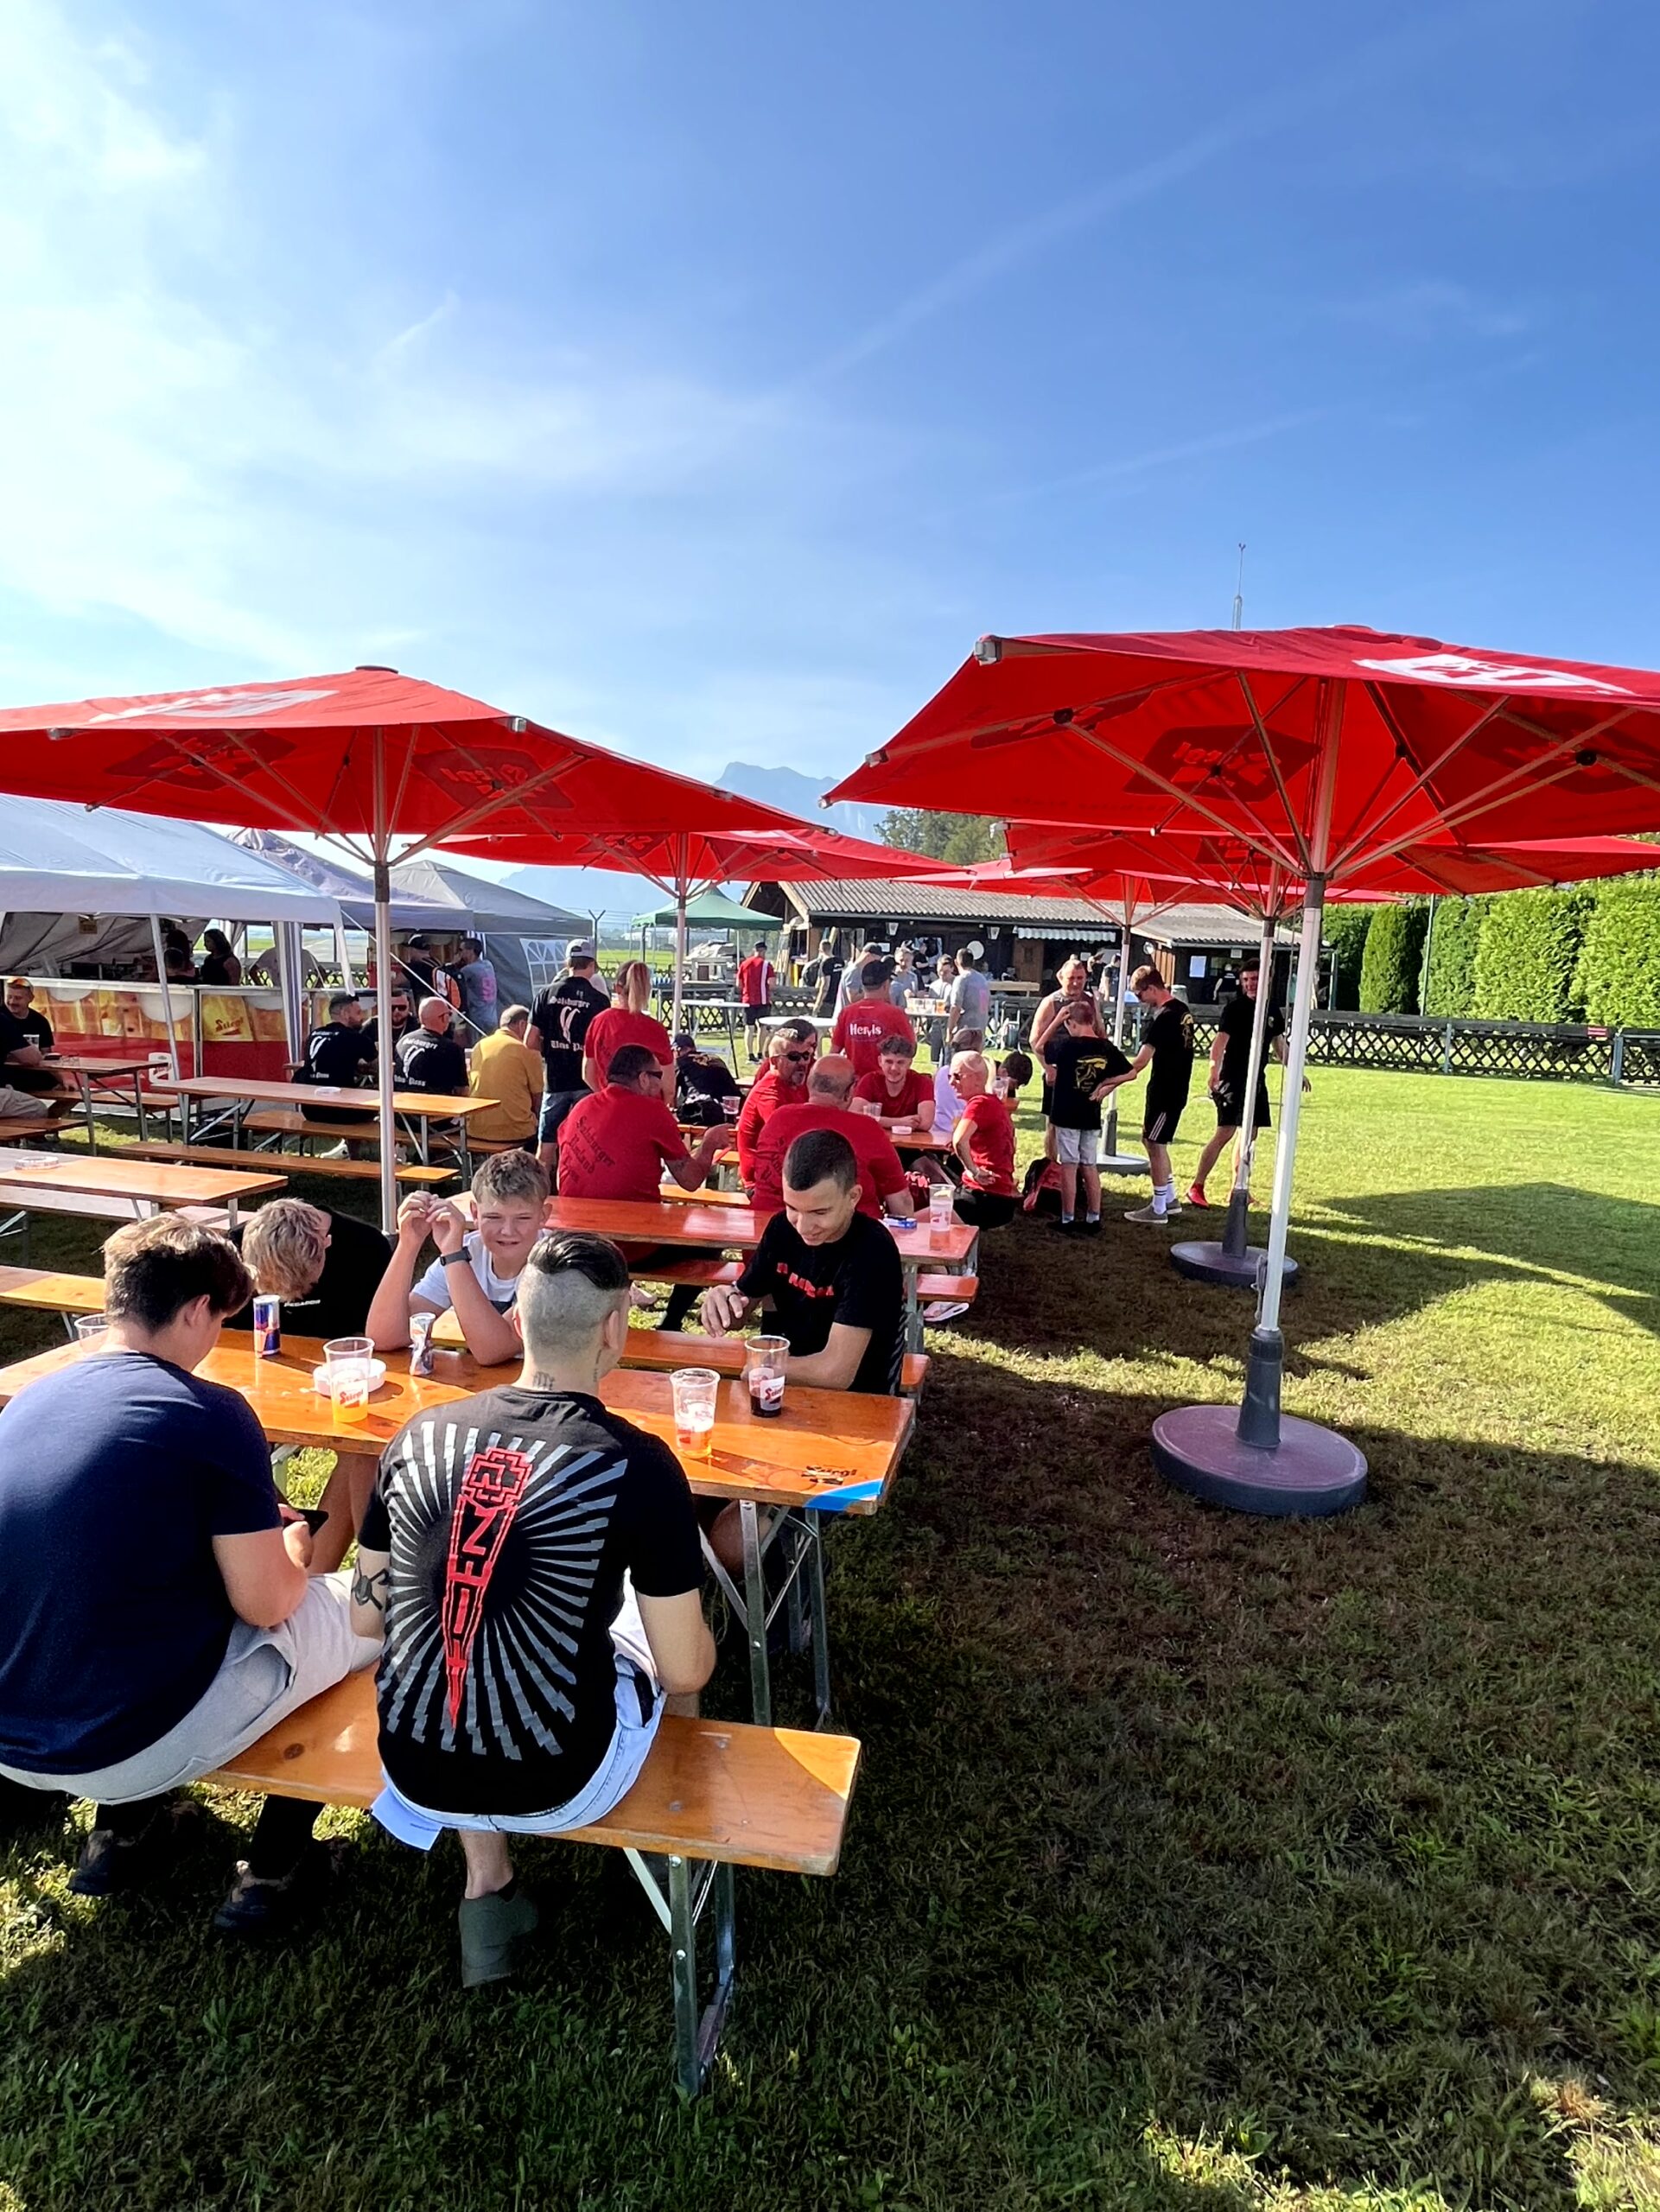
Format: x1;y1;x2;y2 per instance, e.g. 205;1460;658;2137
0;1147;283;1229
0;1332;914;1725
155;1076;499;1169
43;1054;157;1147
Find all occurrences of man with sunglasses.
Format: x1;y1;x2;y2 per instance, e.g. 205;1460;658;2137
735;1020;817;1192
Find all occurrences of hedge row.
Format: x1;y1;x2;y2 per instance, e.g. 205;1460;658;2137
1345;875;1660;1022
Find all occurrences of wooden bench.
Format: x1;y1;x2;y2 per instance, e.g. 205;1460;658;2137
119;1141;455;1190
624;1327;930;1397
916;1274;978;1304
0;1115;79;1144
0;1263;105;1323
204;1670;861;2098
0;1188;231;1243
240;1108;406;1145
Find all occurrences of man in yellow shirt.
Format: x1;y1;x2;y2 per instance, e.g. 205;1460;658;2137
465;1006;544;1146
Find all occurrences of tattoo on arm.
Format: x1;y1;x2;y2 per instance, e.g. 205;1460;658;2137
350;1564;390;1614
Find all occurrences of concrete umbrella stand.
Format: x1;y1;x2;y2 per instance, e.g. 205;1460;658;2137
1151;698;1365;1516
1170;887;1300;1291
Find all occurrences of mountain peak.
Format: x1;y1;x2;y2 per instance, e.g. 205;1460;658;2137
715;761;884;841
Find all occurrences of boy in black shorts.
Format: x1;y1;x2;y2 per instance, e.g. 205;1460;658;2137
1040;1001;1130;1233
1097;965;1195;1223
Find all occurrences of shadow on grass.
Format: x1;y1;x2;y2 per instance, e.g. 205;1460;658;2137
6;1344;1660;2208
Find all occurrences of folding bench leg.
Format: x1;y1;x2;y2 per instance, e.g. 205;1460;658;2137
622;1849;737;2099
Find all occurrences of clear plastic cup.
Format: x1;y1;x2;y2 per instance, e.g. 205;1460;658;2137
928;1185;957;1229
670;1366;721;1457
745;1334;789;1418
74;1313;108;1344
721;1096;741;1122
326;1334;375;1426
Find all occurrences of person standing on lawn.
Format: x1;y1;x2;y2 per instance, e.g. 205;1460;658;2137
581;960;672;1092
348;1229;715;1990
526;941;611;1173
834;941;886;1018
831;960;916;1079
736;940;773;1060
947;949;991;1051
1097;966;1196;1224
1040;1001;1132;1233
1187;959;1308;1208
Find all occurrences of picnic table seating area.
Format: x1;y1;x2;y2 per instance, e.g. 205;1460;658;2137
203;1669;861;2099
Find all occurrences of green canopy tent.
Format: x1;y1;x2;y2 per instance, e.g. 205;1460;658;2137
632;887;773;931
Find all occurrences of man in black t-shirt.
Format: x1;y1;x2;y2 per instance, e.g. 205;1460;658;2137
527;944;611;1171
1186;962;1307;1208
1097;965;1196;1224
703;1127;906;1395
297;990;377;1147
347;1230;714;1990
397;998;468;1095
363;985;414;1062
0;976;60;1092
672;1032;743;1126
1040;1003;1131;1232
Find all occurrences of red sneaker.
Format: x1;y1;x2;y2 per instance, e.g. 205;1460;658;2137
1185;1183;1209;1209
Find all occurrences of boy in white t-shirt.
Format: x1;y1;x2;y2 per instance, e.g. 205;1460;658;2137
366;1151;550;1366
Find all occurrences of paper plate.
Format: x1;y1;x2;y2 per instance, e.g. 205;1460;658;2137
311;1359;388;1397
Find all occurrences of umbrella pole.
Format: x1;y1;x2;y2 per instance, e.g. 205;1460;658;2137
671;844;688;1043
372;734;398;1237
1219;901;1280;1262
149;915;181;1083
1151;681;1365;1516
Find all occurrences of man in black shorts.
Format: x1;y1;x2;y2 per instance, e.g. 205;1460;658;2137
1098;964;1195;1224
1187;960;1308;1208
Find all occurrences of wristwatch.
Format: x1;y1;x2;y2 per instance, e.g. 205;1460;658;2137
440;1248;472;1268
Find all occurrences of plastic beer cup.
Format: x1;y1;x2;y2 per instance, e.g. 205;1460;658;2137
670;1366;720;1457
326;1335;374;1427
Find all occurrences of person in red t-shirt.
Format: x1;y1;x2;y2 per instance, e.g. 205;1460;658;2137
582;959;673;1091
852;1032;937;1134
558;1043;727;1325
735;939;774;1059
751;1056;913;1220
735;1020;817;1187
830;960;916;1079
948;1052;1018;1228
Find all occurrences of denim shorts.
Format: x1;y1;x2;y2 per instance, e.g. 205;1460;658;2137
370;1592;664;1847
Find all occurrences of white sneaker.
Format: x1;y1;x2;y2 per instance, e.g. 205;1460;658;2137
922;1300;970;1324
1123;1203;1172;1224
319;1141;351;1160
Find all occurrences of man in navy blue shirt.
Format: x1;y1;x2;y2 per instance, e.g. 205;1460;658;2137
0;1216;376;1934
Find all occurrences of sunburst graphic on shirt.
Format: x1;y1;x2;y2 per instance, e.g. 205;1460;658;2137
380;1421;623;1759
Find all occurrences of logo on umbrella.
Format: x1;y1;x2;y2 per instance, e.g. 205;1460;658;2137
84;687;340;723
1355;653;1630;694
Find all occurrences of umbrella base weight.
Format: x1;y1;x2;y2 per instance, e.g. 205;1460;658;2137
1099;1152;1146;1177
1150;1403;1367;1518
1169;1240;1299;1289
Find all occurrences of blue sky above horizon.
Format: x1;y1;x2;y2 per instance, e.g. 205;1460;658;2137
3;0;1657;811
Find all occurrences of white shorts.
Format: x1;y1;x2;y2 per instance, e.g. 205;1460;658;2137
1055;1127;1100;1166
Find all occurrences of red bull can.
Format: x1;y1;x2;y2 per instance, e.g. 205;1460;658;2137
252;1295;282;1358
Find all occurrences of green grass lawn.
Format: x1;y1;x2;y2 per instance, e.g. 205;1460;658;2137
3;1071;1659;2210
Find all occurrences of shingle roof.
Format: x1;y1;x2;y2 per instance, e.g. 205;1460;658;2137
760;877;1256;944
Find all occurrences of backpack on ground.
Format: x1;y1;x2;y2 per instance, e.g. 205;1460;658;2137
1021;1158;1065;1217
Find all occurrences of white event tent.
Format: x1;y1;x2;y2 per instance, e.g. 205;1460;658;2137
0;798;341;1071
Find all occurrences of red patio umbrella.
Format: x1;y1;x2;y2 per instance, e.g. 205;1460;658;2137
446;819;947;1037
0;667;809;1227
994;826;1660;1288
831;628;1660;1516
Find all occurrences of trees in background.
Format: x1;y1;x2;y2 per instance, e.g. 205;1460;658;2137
1420;898;1484;1017
1358;904;1428;1014
880;810;1004;866
1472;889;1594;1022
1323;907;1374;1010
1576;880;1660;1027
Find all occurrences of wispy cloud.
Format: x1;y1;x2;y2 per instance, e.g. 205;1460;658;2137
788;1;1520;389
1333;279;1534;342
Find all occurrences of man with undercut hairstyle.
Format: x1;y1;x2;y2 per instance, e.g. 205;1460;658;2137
350;1230;715;1991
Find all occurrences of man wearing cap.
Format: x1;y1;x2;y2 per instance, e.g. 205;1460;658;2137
672;1032;742;1126
526;941;611;1175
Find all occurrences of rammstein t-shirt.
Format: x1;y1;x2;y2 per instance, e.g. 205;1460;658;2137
360;1388;703;1815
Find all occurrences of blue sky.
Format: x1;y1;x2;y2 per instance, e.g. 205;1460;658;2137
3;0;1657;803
